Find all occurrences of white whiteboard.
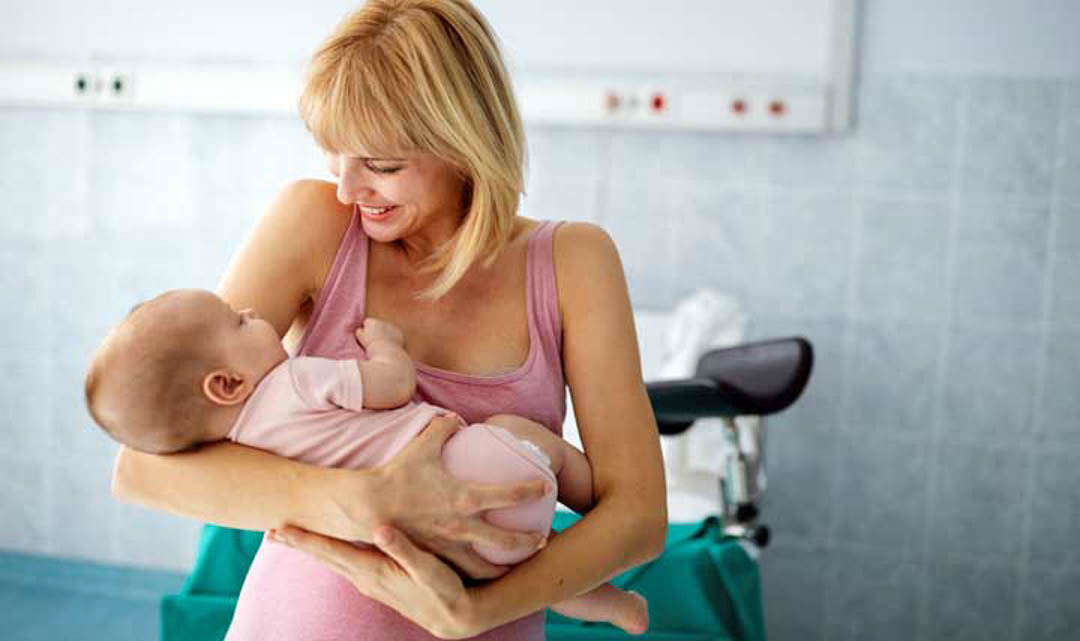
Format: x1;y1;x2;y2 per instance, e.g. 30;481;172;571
0;1;856;132
0;0;843;78
478;0;835;77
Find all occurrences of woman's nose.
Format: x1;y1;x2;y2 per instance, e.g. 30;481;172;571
335;163;373;205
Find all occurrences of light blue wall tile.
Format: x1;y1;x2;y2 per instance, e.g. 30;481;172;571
1040;331;1080;442
1049;252;1080;327
88;112;197;238
845;321;941;437
1050;205;1080;329
603;183;678;308
924;560;1018;641
856;76;961;196
929;441;1029;561
760;546;828;641
525;125;605;187
0;108;91;243
0;457;48;554
951;243;1047;326
606;129;668;187
822;551;922;641
48;457;117;563
192;115;310;199
48;244;128;461
855;197;951;322
764;136;858;194
831;435;931;556
759;193;855;318
956;196;1052;248
1057;204;1080;250
1018;567;1080;641
1058;82;1080;203
941;327;1040;439
0;356;53;458
0;242;51;354
960;78;1060;198
112;502;201;571
520;176;599;223
190;116;311;282
765;427;838;546
1029;446;1080;569
654;130;769;189
672;184;766;308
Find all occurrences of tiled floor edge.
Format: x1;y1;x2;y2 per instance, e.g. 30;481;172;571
0;549;186;600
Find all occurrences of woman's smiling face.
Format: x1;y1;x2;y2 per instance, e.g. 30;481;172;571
326;149;468;243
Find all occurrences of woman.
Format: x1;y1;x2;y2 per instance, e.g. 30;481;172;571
112;0;667;638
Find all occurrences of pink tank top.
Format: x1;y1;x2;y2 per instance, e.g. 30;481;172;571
226;213;566;641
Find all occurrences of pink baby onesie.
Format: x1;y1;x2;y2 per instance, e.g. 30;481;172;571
224;217;567;641
224;355;558;564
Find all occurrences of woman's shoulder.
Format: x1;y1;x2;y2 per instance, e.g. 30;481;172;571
270;178;354;267
549;221;624;314
272;178;353;238
551;221;620;276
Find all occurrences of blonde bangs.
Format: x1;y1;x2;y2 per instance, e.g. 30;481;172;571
300;40;419;158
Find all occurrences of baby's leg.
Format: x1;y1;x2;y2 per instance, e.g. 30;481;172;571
552;584;649;636
483;414;594;514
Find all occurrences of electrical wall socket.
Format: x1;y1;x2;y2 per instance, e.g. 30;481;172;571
98;70;135;105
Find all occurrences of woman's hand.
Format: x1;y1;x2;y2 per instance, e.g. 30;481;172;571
269;525;478;640
357;414;550;579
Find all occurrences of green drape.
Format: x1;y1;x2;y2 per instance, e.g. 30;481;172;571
161;513;763;641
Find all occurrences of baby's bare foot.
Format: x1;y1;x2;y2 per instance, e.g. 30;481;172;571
612;590;649;635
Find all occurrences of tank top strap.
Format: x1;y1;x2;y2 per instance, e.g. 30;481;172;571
525;220;565;360
295;208;368;358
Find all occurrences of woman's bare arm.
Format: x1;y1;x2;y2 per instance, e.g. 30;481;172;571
465;222;668;629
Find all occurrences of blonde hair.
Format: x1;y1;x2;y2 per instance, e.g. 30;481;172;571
300;0;527;299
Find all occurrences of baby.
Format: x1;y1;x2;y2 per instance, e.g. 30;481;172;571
85;288;648;635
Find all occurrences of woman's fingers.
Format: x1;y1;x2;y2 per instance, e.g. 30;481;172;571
460;478;551;513
372;527;468;599
270;526;380;581
450;516;547;553
408;531;509;580
371;526;427;576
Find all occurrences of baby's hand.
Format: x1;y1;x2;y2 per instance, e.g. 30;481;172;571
355;318;405;349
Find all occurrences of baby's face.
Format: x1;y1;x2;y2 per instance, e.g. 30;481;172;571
185;291;287;379
203;293;287;377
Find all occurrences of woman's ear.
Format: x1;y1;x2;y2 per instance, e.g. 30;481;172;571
203;369;250;406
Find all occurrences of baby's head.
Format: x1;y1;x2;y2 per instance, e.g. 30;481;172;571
85;289;287;454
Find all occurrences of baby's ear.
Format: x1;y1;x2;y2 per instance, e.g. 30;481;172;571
203;369;250;406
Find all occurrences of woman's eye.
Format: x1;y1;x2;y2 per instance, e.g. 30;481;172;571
367;164;403;175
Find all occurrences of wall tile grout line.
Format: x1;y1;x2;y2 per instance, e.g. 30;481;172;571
915;74;968;641
1010;76;1068;641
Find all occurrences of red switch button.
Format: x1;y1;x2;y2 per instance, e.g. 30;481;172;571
651;93;666;112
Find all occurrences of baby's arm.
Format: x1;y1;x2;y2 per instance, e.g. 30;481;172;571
354;319;416;409
484;414;594;514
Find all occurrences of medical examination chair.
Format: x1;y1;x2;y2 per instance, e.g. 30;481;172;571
160;336;813;641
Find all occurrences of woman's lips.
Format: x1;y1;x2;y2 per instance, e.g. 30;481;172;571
359;205;397;219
